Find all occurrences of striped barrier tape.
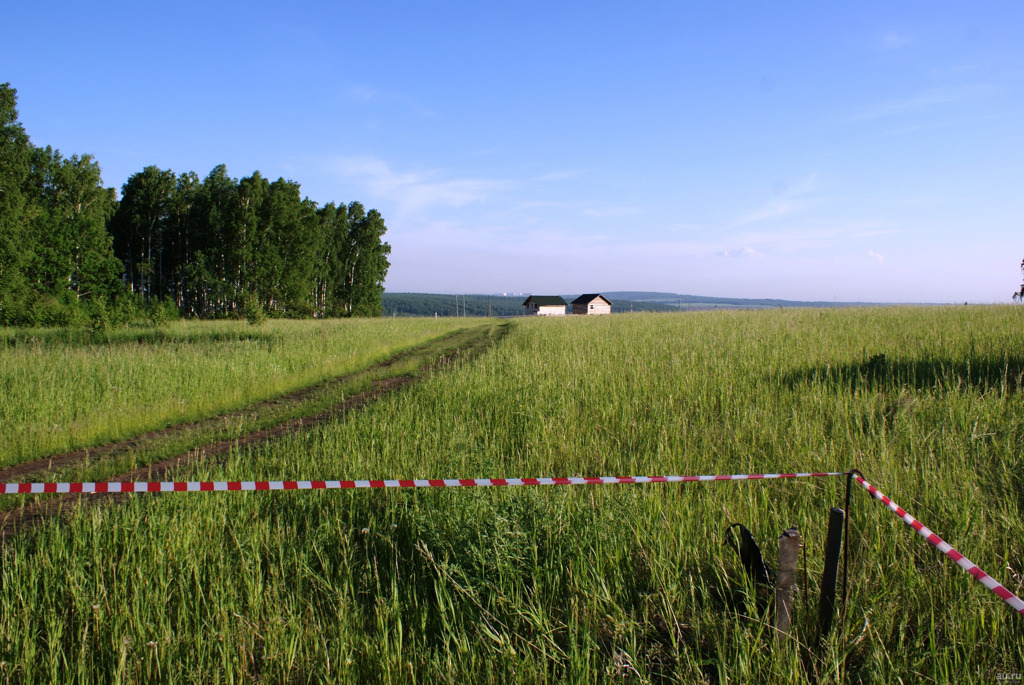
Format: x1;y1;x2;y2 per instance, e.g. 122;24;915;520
1;471;846;495
854;473;1024;616
6;467;1020;616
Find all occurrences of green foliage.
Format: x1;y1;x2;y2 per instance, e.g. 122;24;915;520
2;82;391;327
346;207;391;317
109;166;390;320
0;83;32;321
243;291;266;327
383;292;523;317
0;85;122;326
25;147;121;298
145;296;179;328
26;292;88;328
108;165;177;300
84;295;111;337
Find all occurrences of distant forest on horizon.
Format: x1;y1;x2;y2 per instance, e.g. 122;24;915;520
379;292;862;317
0;83;390;327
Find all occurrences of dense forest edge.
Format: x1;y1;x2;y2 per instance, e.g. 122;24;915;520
0;83;390;327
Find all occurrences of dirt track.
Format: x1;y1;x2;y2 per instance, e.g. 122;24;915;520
0;324;504;542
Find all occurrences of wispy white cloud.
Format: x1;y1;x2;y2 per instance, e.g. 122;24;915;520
732;199;801;227
345;85;436;116
582;206;641;219
730;175;819;228
877;32;914;51
536;170;577;182
851;84;994;121
868;250;885;262
933;63;982;79
348;85;378;102
732;223;896;253
514;200;563;211
329;156;511;211
718;246;765;259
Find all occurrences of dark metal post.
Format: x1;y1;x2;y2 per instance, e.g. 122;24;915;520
817;507;845;642
844;469;865;610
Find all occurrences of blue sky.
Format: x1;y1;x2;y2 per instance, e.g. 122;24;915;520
4;1;1021;302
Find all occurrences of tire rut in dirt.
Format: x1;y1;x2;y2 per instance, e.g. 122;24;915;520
0;324;505;543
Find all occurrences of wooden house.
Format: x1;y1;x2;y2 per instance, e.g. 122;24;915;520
522;295;567;316
571;294;612;315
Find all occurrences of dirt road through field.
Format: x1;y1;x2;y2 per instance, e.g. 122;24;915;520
0;322;506;542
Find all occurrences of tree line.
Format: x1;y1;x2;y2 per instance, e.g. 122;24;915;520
382;293;526;317
0;83;390;326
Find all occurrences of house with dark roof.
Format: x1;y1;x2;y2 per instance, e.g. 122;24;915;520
522;295;567;316
571;294;612;315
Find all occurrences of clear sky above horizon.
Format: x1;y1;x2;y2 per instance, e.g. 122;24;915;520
4;2;1021;302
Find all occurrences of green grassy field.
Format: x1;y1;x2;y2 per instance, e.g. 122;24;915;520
0;318;472;468
1;308;1022;682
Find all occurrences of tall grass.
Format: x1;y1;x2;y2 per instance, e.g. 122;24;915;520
0;307;1021;682
0;318;471;467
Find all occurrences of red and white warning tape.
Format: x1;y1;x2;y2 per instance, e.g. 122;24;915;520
1;471;845;495
5;467;1019;616
854;474;1024;615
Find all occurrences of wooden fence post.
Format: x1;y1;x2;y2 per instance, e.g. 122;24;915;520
775;527;801;636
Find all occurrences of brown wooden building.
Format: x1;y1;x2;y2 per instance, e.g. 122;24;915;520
571;294;612;315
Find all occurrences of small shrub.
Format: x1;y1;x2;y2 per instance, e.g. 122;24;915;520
85;296;112;339
112;293;142;326
147;297;180;328
244;293;266;327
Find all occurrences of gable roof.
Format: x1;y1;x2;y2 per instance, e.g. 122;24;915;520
523;295;567;306
571;294;610;305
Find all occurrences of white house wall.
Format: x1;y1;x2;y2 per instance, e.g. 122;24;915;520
572;302;612;315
